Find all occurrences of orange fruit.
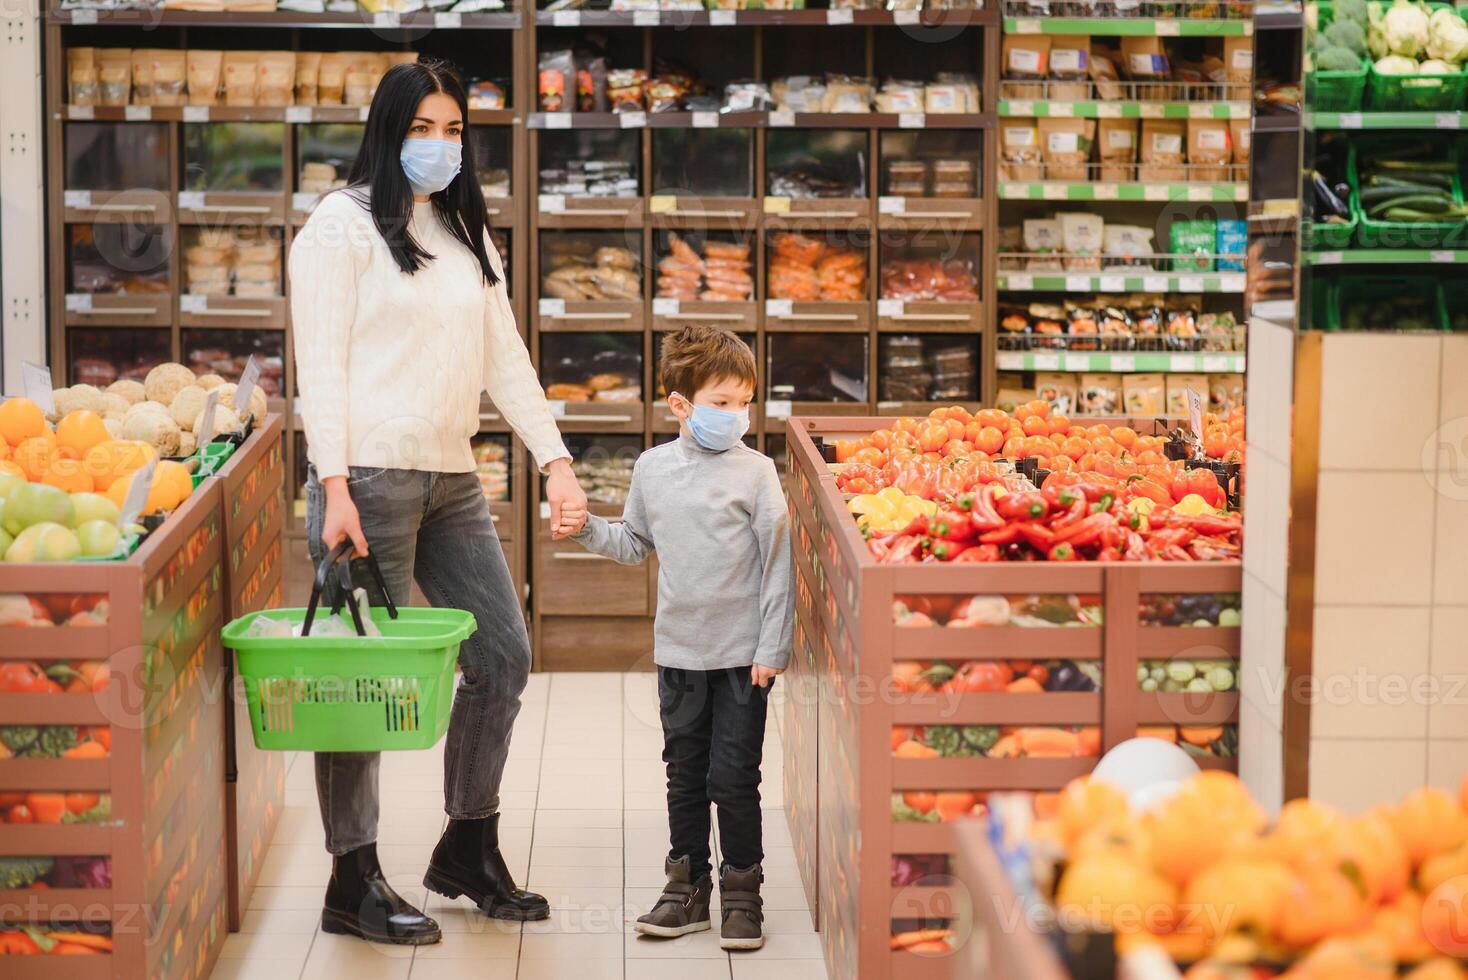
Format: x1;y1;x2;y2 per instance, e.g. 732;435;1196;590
106;465;189;516
1056;852;1177;934
82;440;158;492
1055;778;1130;848
0;397;46;446
1392;787;1468;867
56;410;110;457
1022;399;1051;420
1182;857;1294;939
13;435;57;481
1274;868;1371;949
1421;876;1468;958
1348;808;1412;904
1365;890;1436;963
41;456;93;494
1047;414;1071;436
0;460;23;480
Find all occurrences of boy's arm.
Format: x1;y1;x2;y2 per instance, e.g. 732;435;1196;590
570;461;653;565
751;460;794;670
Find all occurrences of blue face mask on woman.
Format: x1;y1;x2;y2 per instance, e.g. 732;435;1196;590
400;138;462;195
676;395;750;452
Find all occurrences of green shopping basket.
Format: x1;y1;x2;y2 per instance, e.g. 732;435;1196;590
221;541;476;752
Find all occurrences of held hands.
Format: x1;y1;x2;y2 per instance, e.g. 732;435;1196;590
546;459;589;540
322;476;369;557
751;664;783;688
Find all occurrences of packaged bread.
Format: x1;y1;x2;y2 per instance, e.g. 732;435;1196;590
1035;372;1078;415
96;49;132;107
1165;374;1209;417
345;53;386;106
1048;35;1091;101
1138;119;1186;183
1039;117;1094;182
1188;119;1231;182
1089;49;1124;101
1121;36;1169;81
1078;373;1123;415
235;263;279;284
257;51;296;107
130;48;156;105
223;51;260;107
234;280;280;299
1023;219;1063;271
1000;122;1043;181
1059;212;1104;271
1122;373;1164;416
1097;118;1137;182
186;50;223;105
1209;373;1245;414
1223;36;1252;99
295;51;321;105
236;242;278;265
1002;35;1051;97
150;50;186;107
69;48;99;106
317;53;348;105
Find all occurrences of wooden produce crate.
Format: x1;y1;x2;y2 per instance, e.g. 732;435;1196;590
0;480;230;980
217;416;288;930
782;416;1242;980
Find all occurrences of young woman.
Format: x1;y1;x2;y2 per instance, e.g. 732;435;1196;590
289;59;587;945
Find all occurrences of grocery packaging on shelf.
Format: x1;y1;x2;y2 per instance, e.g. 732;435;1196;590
540;238;642;302
655;233;753;302
1001;211;1246;273
998;298;1239;351
1002;32;1253;104
472;436;511;502
184;227;282;299
540;332;643;403
67;224;169;296
768;232;866;302
879;335;979;402
880;256;980;302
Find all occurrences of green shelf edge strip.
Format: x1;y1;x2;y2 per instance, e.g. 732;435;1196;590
1308;111;1468;129
1003;16;1252;35
998;99;1250;119
998;182;1249;202
1306;249;1468;265
994;352;1246;372
997;273;1247;292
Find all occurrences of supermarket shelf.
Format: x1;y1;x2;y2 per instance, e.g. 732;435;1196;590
1003;16;1252;35
1306;249;1468;265
1253;4;1304;29
999;181;1248;202
1253;111;1301;132
47;6;522;28
994;351;1245;372
1308;110;1468;130
998;99;1249;120
527;110;993;129
533;7;996;27
60;104;517;125
997;271;1246;293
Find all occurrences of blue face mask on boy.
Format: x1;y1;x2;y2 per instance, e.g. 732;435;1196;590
675;394;750;452
400;138;462;195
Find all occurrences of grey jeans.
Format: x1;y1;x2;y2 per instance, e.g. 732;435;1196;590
305;465;530;855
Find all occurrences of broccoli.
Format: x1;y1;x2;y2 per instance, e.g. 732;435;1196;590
961;725;1001;755
36;726;77;758
1312;31;1333;54
1336;0;1370;25
0;727;38;756
1326;18;1370;54
1318;45;1367;69
0;857;54;890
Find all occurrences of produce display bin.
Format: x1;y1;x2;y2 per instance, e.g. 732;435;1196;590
1365;62;1468;112
1328;275;1448;331
782;416;1241;980
1304;2;1368;112
216;415;288;930
1349;139;1468;249
0;480;229;980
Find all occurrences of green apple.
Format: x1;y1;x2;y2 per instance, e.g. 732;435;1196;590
5;522;81;562
70;492;120;528
0;527;12;558
75;520;121;558
3;483;74;536
0;473;22;500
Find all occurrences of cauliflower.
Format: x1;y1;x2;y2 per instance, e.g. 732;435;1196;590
122;409;182;456
168;385;209;428
1427;6;1468;63
195;373;227;391
52;384;105;420
1385;0;1430;57
1306;0;1319;30
1327;18;1369;54
212;383;268;425
178;431;198;458
1376;52;1422;71
101;392;130;420
106;378;145;405
123;400;170;427
143;362;195;406
1419;57;1457;72
1369;0;1391;57
103;418;122;439
194;404;245;441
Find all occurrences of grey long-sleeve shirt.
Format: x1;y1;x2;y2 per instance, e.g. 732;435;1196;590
570;434;794;670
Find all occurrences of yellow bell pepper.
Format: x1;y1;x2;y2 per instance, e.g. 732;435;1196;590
1172;493;1218;517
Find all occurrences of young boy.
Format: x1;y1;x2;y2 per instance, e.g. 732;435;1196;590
570;325;793;950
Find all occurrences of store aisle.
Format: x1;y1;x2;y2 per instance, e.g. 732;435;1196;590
211;672;826;980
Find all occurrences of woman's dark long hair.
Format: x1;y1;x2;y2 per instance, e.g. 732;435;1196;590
346;58;498;287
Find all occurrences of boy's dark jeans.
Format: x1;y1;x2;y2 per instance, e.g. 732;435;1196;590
658;666;770;881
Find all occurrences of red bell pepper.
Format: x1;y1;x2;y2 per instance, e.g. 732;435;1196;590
879;535;926;564
952;543;1002;562
1053;513;1113;549
996;492;1050;522
1016;522;1056;551
1050;496;1088;532
945;662;1009;693
1048;542;1079;561
930;539;971;562
931;508;976;542
958;486;1007;532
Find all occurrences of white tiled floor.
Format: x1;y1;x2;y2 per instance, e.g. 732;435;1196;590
215;673;826;980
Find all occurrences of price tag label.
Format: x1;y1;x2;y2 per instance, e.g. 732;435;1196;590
1338;112;1363;129
181;294;208;313
1048;102;1073;118
1111;354;1136;372
826;7;853;23
769;110;795;127
63;189;92;208
359;105;371;122
877;195;905;214
183;105;210;122
762;196;791;214
1001;182;1026;198
538;298;566;317
292;191;320;212
1144;184;1169;202
435;11;461;27
1065;275;1091;292
1188;104;1213;119
1042;183;1067;200
1139;103;1164;118
286;106;313;123
125;105;151;121
1064;354;1091;371
653;298;680;315
543;112;573;129
1094;183;1119;200
21;362;55;416
1007;99;1035;116
1437;112;1461;129
198;389;221;446
1033;354;1061;371
648;195;676;213
1097;102;1122;118
234;355;261;416
1099;275;1126;292
765;399;792;419
1143;275;1168;292
765;299;793;317
547;400;566;419
539;501;552;520
1156;18;1180;34
1014;17;1040;32
1220;273;1246;292
1203;355;1230;373
373;10;400;26
67;104;94;120
1431;250;1457;263
877;299;905;317
1007;273;1034;290
1314;251;1343;265
893;8;919;23
538;193;566;213
996;353;1023;370
71;7;98;23
552;9;580;25
633;9;660;25
692;111;719;128
709;8;736;24
1171;355;1199;372
1178;275;1205;293
118;458;156;529
1187;387;1204;437
898;112;924;128
177;191;206;210
65;293;93;313
1187;186;1213;203
619;110;647;128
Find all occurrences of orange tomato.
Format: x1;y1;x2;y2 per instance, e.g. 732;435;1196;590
1021;415;1049;437
1024;436;1053;459
849;447;887;468
943;418;966;441
1111;425;1137;448
944;406;973;423
917;422;949;454
975;408;1009;428
1047;414;1071;436
1023;399;1051;420
1002;437;1024;458
942;440;973;458
1062;437;1088;461
894;417;921;436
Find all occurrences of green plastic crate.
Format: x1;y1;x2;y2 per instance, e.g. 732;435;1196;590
1307;272;1334;331
1305;214;1358;249
1329;275;1448;330
1305;1;1369;111
1366;63;1468;111
1350;138;1468;248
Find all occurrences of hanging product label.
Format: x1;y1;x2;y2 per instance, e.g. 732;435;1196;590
21;362;55;416
653;298;680;316
1187;388;1204;440
709;9;736;24
765;400;792;419
878;196;905;214
65;294;93;313
634;9;659;25
184;105;210;122
198;389;221;446
620;111;647;128
182;294;208;313
826;7;853;23
178;191;206;210
765;299;793;317
125;105;151;121
539;298;566;316
67;105;94;120
286;106;313;123
435;11;461;27
553;10;580;25
119;459;157;529
692;111;719;128
877;299;905;317
538;194;566;213
769;110;795;127
235;355;261;415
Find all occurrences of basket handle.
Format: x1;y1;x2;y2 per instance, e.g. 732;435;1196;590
302;540;399;637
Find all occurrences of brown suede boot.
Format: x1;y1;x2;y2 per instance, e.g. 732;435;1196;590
634;856;712;939
718;863;764;950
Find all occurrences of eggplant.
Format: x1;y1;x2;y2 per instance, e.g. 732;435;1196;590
1046;661;1100;692
1311;170;1350;220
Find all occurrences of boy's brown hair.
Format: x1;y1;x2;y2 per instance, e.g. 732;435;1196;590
659;326;757;400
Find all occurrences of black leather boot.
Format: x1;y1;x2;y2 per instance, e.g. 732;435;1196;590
321;842;441;945
423;814;550;921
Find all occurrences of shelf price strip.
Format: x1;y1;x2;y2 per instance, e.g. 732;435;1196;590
994;352;1245;372
999;182;1248;202
998;272;1246;292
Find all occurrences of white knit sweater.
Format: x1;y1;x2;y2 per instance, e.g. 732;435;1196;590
289;191;569;479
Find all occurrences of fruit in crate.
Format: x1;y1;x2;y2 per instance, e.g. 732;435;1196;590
846;487;937;533
5;523;82;563
2;484;75;536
